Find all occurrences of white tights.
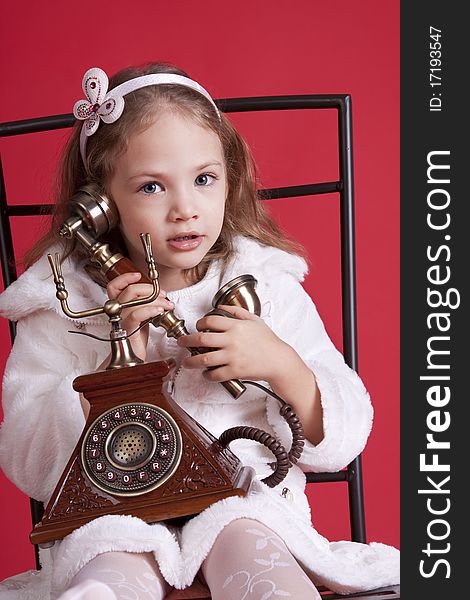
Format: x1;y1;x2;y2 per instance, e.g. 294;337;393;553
57;519;320;599
57;551;170;600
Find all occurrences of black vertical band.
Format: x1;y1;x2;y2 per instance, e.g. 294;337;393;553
401;3;466;597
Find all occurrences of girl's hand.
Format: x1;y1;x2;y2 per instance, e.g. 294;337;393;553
106;272;174;361
177;304;292;385
178;304;324;445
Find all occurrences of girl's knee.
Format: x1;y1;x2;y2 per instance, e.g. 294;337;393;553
218;518;272;537
66;551;170;599
213;518;283;548
202;519;320;599
57;579;117;599
204;518;284;570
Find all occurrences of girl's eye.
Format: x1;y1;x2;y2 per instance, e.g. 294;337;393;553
140;182;162;194
195;173;216;186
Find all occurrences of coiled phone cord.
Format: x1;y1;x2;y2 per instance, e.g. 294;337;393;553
218;380;305;488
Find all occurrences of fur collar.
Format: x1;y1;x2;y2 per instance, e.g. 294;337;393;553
0;236;308;322
0;245;108;322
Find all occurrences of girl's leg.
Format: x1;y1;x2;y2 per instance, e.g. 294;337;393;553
56;551;171;600
57;580;117;599
202;518;321;600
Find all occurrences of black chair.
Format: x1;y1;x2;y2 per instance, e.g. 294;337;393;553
0;95;399;599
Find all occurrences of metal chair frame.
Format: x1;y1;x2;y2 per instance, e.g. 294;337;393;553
0;94;368;571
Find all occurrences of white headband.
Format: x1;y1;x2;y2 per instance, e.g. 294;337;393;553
73;67;220;164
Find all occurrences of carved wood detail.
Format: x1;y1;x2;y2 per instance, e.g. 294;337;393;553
162;441;225;496
48;461;115;521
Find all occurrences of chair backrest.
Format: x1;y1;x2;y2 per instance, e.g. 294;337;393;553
0;94;366;571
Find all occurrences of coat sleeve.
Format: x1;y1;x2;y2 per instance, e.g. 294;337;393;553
0;310;99;503
262;273;373;473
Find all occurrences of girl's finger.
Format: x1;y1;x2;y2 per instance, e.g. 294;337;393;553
122;304;167;326
107;272;142;298
183;349;227;370
195;314;234;333
113;289;172;314
202;364;233;382
177;331;225;349
216;304;258;320
116;284;164;302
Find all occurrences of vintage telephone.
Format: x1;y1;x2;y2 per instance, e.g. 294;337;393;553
30;185;304;547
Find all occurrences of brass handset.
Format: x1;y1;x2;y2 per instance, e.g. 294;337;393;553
60;184;258;398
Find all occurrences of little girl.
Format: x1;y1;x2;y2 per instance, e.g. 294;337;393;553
0;63;399;600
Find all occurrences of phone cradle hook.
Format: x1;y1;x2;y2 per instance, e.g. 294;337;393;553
47;233;159;370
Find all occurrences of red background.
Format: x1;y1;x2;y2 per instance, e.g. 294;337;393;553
0;0;399;581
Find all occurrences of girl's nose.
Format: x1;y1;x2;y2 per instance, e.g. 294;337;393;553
168;190;199;221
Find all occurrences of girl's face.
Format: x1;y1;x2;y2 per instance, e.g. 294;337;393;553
108;110;227;291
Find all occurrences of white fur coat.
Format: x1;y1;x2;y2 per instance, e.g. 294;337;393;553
0;236;399;598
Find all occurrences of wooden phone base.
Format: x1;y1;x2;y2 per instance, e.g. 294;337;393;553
31;360;253;546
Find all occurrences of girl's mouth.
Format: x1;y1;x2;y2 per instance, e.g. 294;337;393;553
168;235;204;250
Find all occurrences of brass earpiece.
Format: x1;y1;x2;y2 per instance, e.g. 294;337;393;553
60;184;119;240
212;274;261;316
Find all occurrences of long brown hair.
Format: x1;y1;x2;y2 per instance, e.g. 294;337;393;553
24;62;306;282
